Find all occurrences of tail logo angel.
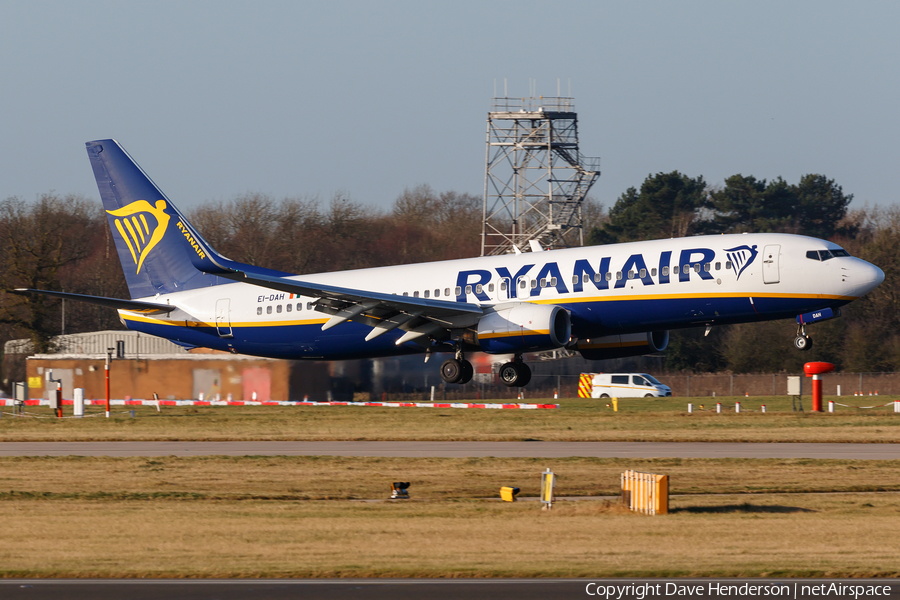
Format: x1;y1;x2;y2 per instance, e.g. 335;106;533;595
106;200;170;274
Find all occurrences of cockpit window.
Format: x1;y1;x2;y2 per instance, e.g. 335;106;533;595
807;248;851;261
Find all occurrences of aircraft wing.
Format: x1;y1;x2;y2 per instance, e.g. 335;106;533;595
11;289;176;314
218;270;483;344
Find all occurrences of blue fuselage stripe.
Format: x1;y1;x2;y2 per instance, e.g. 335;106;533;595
124;294;847;360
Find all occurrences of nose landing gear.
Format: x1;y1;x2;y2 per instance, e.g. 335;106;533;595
794;324;813;351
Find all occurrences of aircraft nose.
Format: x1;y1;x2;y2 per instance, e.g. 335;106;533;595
853;259;885;295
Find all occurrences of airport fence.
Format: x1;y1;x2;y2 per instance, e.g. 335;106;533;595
377;372;900;402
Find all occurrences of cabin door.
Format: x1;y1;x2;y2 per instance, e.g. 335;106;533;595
762;245;781;284
215;298;233;338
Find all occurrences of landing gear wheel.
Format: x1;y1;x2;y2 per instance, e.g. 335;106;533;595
794;335;813;351
516;362;532;387
499;361;531;388
440;358;463;383
458;360;474;384
441;358;473;384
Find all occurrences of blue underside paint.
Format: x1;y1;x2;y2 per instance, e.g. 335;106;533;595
126;294;849;360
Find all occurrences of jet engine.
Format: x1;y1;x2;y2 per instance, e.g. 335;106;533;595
477;304;571;354
576;330;669;360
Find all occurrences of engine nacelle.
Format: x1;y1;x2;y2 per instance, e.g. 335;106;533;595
477;304;571;354
577;330;669;361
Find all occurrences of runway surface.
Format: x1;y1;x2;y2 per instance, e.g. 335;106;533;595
2;441;900;459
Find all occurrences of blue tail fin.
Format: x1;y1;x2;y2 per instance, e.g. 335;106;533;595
86;139;288;299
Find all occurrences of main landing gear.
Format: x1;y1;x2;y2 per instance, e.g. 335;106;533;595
440;343;473;384
794;323;813;351
439;346;532;388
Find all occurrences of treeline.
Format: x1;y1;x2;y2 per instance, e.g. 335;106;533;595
1;171;898;383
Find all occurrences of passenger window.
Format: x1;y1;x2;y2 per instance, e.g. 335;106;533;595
639;268;647;278
605;272;612;281
531;279;538;289
693;264;701;273
651;268;657;277
594;273;602;283
715;262;721;270
582;274;589;284
633;376;648;386
257;307;262;316
487;284;494;292
403;292;409;296
616;271;623;280
286;303;292;312
726;262;733;270
455;286;461;296
500;281;508;291
519;279;527;289
266;306;272;315
573;275;580;285
628;271;635;280
464;286;471;294
414;291;420;297
475;284;483;294
445;288;451;296
423;290;430;298
276;305;282;313
662;266;669;277
297;303;302;311
683;265;690;275
540;279;547;288
550;277;557;286
610;375;628;384
435;289;441;297
703;263;710;272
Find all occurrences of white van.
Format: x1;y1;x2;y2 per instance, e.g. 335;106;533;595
590;373;672;398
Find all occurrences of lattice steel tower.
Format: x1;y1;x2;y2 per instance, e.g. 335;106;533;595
481;97;600;256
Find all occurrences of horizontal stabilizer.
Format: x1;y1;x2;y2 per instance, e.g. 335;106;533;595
12;289;176;314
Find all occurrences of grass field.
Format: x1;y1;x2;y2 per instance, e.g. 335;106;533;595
0;456;899;577
2;395;899;443
2;398;900;577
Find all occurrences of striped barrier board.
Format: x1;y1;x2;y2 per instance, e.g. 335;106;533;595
1;399;558;410
578;373;593;398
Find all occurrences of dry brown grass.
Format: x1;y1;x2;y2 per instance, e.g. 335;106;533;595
3;402;900;577
2;396;900;443
1;456;899;500
2;493;899;577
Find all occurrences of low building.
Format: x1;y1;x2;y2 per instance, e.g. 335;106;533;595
12;330;333;402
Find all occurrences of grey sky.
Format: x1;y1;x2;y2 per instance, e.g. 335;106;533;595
2;0;898;215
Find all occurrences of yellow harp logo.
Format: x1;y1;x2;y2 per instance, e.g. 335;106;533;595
107;200;170;274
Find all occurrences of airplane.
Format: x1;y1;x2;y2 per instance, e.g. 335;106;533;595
14;139;885;388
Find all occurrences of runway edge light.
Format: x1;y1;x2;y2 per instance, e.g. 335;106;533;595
391;482;410;499
540;469;555;510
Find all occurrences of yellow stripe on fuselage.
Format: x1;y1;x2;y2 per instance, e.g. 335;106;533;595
533;291;856;305
477;329;550;340
121;313;330;328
